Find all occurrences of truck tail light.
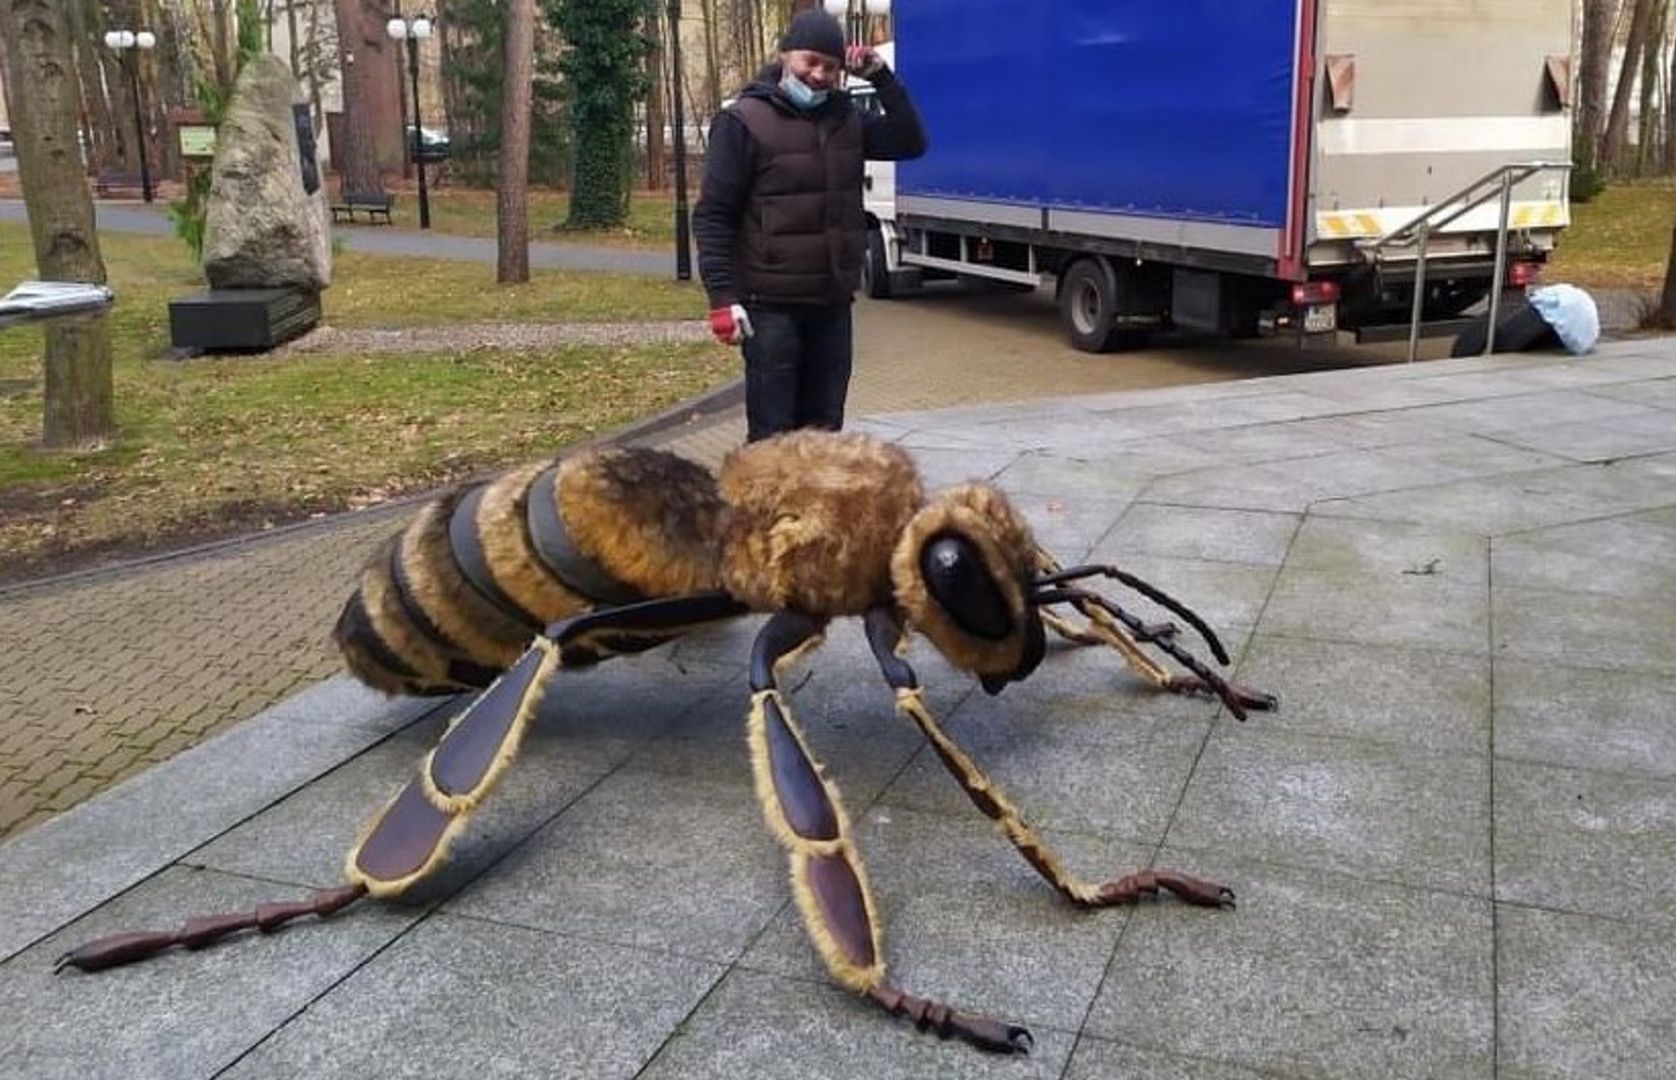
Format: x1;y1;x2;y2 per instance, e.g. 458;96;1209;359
1291;281;1341;306
1508;261;1543;288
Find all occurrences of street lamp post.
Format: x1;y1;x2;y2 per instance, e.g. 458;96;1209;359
667;0;691;281
103;28;157;203
385;13;435;229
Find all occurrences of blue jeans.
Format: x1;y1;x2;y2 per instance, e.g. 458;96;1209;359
741;303;854;443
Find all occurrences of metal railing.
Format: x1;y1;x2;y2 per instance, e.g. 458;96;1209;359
1363;161;1572;362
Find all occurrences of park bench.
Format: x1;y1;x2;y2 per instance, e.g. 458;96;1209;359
93;170;147;200
330;190;395;225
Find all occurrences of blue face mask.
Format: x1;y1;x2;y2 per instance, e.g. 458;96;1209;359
780;71;828;111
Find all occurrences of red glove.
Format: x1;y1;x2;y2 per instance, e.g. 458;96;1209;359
845;45;885;78
709;303;754;345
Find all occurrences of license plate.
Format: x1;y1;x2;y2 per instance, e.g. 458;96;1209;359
1303;303;1338;334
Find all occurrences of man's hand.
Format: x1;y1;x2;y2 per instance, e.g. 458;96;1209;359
845;45;886;79
708;303;754;346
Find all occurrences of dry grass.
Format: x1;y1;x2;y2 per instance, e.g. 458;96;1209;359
1548;178;1676;290
0;223;734;580
361;185;680;248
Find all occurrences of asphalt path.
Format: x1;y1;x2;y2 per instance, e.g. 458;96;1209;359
0;198;672;275
0;196;1468;396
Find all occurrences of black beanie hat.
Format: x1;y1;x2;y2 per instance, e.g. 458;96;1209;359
780;10;846;60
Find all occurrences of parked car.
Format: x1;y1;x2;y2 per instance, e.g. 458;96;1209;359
405;125;451;163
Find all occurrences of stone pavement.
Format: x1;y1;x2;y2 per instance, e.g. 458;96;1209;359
2;337;1673;1079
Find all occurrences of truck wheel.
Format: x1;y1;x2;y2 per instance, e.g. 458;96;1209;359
1059;258;1122;352
863;227;894;300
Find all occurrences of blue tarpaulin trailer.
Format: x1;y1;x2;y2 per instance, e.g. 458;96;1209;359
860;0;1575;352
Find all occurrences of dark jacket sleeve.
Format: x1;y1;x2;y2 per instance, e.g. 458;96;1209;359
860;67;928;161
693;109;755;309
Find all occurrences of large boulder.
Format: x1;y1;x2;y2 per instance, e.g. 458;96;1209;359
203;55;332;291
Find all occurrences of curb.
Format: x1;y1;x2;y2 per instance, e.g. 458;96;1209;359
0;376;745;600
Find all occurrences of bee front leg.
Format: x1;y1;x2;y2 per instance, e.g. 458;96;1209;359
747;610;1032;1055
863;609;1236;912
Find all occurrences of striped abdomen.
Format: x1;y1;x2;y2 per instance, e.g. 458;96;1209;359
335;447;727;696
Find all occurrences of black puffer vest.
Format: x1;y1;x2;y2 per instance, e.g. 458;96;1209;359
731;93;866;305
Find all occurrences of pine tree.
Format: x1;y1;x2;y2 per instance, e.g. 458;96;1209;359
547;0;649;229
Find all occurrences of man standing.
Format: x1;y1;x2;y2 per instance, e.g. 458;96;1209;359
695;10;926;442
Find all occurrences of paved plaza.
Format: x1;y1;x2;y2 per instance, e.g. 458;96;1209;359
2;338;1673;1078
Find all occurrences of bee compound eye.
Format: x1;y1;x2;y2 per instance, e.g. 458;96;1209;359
920;534;1013;641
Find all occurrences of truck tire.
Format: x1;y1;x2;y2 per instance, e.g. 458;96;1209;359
1059;258;1123;352
862;227;895;300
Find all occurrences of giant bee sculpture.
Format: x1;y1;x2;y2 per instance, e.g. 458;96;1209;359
60;430;1275;1054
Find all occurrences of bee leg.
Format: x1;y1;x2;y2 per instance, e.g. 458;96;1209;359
748;610;1032;1055
59;593;746;973
864;609;1237;914
354;591;750;896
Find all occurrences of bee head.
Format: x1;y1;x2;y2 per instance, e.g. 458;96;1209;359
890;484;1045;693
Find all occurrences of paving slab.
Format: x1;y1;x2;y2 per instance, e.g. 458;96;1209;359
1233;635;1490;755
1315;455;1676;535
1492;659;1676;779
1493;758;1676;925
1497;905;1676;1080
443;766;787;963
1170;726;1493;897
1063;1037;1279;1080
1490;509;1676;600
740;806;1151;1034
636;967;1078;1080
1073;549;1281;633
0;678;440;961
881;694;1212;847
1262;567;1490;656
1493;584;1676;676
1085;853;1495;1080
0;866;420;1080
1098;503;1302;567
218;914;724;1080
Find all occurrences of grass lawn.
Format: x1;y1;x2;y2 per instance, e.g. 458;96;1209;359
1548;177;1676;291
365;185;680;248
0;223;733;581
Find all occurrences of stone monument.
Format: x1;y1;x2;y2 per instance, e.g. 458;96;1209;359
169;55;331;352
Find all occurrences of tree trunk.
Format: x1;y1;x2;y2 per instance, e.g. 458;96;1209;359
151;0;193;181
361;0;406;176
1638;0;1666;172
0;18;13;128
330;0;385;192
210;0;234;90
305;0;325;133
1602;0;1656;170
699;0;720;114
285;0;300;74
497;0;535;283
1660;224;1676;326
1667;11;1676;170
67;0;115;174
3;0;116;447
644;0;666;191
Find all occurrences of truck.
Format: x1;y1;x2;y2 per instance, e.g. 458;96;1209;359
855;1;1576;352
